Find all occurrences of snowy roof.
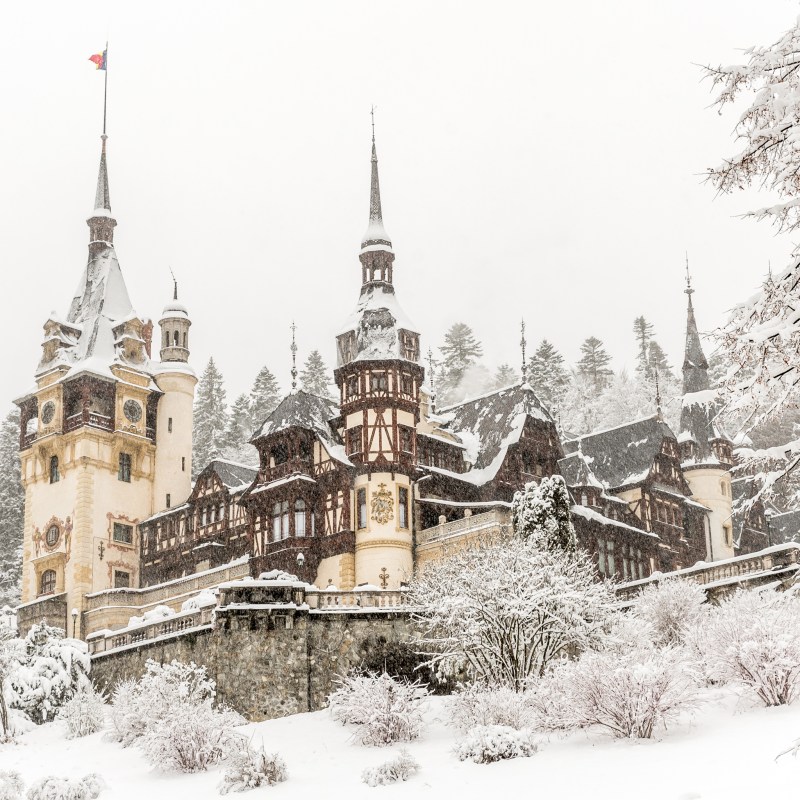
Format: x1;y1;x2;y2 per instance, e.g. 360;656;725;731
571;504;658;538
769;509;800;544
433;383;556;485
558;451;604;489
563;415;676;489
200;459;259;490
160;301;189;319
251;390;352;467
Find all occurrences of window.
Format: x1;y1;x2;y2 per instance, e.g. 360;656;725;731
166;493;171;509
49;456;59;484
346;374;359;398
400;373;413;396
607;540;616;576
201;507;208;527
182;457;186;472
370;372;388;393
118;452;131;482
348;426;363;456
182;332;187;348
272;501;289;541
218;503;225;521
272;444;288;466
295;499;306;537
173;331;179;347
597;539;606;575
357;488;367;529
399;426;413;454
581;493;588;506
398;487;409;529
40;569;56;595
114;570;131;589
168;417;173;433
113;522;133;544
45;524;59;547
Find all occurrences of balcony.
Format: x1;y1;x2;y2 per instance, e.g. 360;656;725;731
64;411;114;434
416;509;512;546
259;457;314;484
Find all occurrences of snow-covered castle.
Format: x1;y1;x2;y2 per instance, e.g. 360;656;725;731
14;125;761;639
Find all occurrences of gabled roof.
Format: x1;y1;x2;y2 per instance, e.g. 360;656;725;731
558;451;603;488
201;459;258;491
251;390;352;466
434;383;555;485
562;415;676;490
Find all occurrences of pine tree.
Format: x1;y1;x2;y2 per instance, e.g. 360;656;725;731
633;317;654;379
529;339;569;410
224;393;252;450
438;323;484;404
192;357;229;474
249;366;281;429
577;336;613;393
300;350;332;398
647;341;674;381
493;364;518;390
511;475;576;552
0;409;23;607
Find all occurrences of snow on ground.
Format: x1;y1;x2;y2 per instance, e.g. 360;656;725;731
3;689;800;799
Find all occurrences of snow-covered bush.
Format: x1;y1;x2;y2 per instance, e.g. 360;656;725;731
544;644;700;739
511;476;575;552
454;725;538;764
109;659;216;745
26;773;105;800
361;750;419;787
448;684;538;732
219;737;288;793
0;627;22;740
633;579;706;646
0;771;24;800
328;671;427;747
58;684;106;738
138;699;243;773
10;623;90;723
409;537;615;689
691;589;800;706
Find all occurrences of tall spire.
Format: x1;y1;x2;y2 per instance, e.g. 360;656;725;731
94;135;111;213
290;321;298;392
682;256;709;395
520;319;528;384
87;134;117;255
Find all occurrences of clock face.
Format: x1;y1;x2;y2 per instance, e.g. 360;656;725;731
123;399;142;423
40;401;55;426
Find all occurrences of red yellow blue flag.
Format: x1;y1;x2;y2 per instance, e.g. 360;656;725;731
89;49;107;70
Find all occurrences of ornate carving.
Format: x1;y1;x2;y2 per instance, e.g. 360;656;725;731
370;483;394;525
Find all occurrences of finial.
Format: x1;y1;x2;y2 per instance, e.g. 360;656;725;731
520;319;528;384
655;367;663;421
427;347;436;413
290;321;298;391
371;105;376;144
169;266;178;301
684;252;694;297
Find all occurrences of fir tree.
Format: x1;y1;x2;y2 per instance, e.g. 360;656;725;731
493;364;518;390
438;323;484;404
647;341;674;381
511;475;576;553
249;366;281;429
192;357;229;474
0;409;23;607
577;336;613;393
633;317;654;379
224;393;252;450
300;350;332;398
529;339;569;410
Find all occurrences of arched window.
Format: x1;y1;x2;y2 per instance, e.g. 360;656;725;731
173;330;180;346
40;569;56;596
281;501;289;539
163;331;169;348
272;502;282;542
182;332;187;348
295;499;306;537
49;455;59;484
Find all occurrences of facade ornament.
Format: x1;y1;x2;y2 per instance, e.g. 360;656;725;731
370;482;394;524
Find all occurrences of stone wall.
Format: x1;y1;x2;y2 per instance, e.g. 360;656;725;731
89;581;417;721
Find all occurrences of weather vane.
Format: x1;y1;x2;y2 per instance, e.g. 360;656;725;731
290;321;298;391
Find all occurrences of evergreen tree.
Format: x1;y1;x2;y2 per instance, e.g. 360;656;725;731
577;336;613;393
647;341;674;381
511;475;576;552
249;366;281;429
300;350;332;398
529;339;569;410
224;393;252;450
493;363;518;390
0;409;23;607
438;323;484;404
192;357;229;474
633;317;654;379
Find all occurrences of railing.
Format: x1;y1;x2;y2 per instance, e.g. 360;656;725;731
83;557;250;612
416;509;512;546
617;543;800;600
306;589;411;610
88;605;215;655
258;458;313;484
64;411;114;434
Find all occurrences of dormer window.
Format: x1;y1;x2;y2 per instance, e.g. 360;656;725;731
271;444;288;466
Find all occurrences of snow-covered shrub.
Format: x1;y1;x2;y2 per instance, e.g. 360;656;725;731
691;589;800;706
0;627;22;740
544;644;700;739
138;699;243;773
328;671;427;747
0;771;24;800
10;622;90;723
219;737;288;793
109;659;215;745
454;725;538;764
409;537;615;689
448;684;538;732
58;685;106;738
511;476;575;552
181;590;217;613
26;773;105;800
632;579;706;646
361;750;419;787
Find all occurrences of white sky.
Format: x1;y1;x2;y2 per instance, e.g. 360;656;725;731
1;0;798;406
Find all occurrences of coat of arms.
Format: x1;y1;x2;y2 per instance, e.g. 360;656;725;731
370;483;394;525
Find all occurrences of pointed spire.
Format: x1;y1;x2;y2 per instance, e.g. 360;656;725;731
682;255;709;394
655;367;663;422
94;135;111;213
290;321;298;391
427;346;436;413
520;319;528;384
87;135;117;254
361;107;392;252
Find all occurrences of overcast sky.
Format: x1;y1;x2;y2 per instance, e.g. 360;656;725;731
1;0;798;407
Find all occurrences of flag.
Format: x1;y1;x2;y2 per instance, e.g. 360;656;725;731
89;49;107;70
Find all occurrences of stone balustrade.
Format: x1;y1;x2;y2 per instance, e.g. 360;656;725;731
416;508;511;546
306;588;411;610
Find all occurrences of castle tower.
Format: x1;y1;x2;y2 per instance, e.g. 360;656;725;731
14;134;162;636
152;280;196;512
333;124;424;589
678;270;735;561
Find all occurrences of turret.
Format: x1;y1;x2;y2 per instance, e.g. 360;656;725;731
159;280;191;362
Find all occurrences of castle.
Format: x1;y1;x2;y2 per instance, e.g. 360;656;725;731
14;122;757;640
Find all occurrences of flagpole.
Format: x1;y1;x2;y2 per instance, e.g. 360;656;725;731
102;42;108;136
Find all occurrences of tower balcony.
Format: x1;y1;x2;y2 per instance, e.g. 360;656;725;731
64;410;114;434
